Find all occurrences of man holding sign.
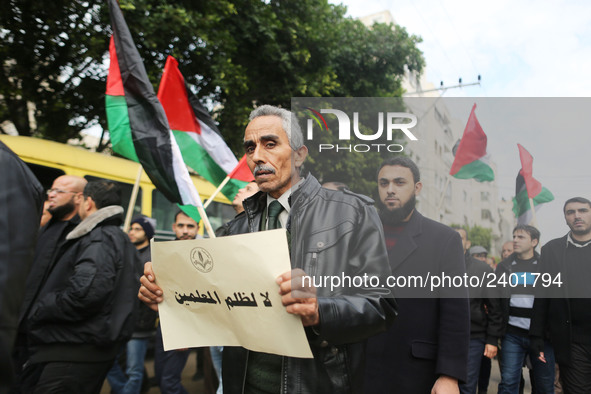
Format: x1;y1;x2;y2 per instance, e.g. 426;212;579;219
139;105;396;393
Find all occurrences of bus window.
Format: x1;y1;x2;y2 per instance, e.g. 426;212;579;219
152;189;236;238
25;163;65;191
205;201;236;233
84;175;142;219
152;189;177;239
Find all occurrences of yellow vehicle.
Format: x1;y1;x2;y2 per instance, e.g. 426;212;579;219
0;135;235;239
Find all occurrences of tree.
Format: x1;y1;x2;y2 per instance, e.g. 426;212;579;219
0;0;424;162
0;0;108;141
468;225;493;252
450;223;493;253
465;225;493;252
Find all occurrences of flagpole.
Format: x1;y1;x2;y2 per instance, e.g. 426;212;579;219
203;175;231;209
124;165;143;232
528;197;539;227
436;177;452;220
197;205;216;238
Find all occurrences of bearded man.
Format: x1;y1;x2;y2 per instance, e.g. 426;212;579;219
530;197;591;393
364;156;470;394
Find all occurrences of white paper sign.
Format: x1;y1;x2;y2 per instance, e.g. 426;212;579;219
151;228;313;358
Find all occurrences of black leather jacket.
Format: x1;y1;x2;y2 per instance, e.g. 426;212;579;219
222;175;396;394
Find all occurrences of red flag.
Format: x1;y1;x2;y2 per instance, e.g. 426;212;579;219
449;104;494;182
229;155;255;182
157;56;250;200
517;144;542;198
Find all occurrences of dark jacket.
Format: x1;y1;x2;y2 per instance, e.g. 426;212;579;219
19;216;81;327
25;206;142;363
365;210;470;394
133;245;158;337
12;201;80;381
530;235;582;366
222;174;396;394
0;141;44;389
465;254;503;345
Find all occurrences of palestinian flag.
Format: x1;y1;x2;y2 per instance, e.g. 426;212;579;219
105;0;202;220
157;56;253;200
512;144;554;225
229;154;254;182
449;104;494;182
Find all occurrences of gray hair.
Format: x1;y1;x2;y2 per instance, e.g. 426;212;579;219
249;105;304;150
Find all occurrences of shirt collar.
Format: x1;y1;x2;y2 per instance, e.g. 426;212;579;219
566;233;591;248
265;177;305;213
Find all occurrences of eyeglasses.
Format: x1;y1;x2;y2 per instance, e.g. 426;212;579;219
46;188;77;196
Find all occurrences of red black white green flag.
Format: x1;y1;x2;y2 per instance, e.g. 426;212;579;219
449;104;495;182
105;0;203;220
512;144;554;224
157;56;253;200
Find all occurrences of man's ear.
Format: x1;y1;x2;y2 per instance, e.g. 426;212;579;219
414;181;423;195
74;192;84;205
293;145;308;169
86;196;97;212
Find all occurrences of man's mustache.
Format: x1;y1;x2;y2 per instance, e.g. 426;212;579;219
254;165;276;176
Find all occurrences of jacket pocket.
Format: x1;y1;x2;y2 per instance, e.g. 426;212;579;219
304;220;355;253
411;341;437;360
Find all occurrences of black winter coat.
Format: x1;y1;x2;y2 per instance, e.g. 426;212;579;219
465;254;503;345
530;235;585;366
26;206;142;361
364;211;470;393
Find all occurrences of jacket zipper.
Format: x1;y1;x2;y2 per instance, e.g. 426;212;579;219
310;252;318;277
281;356;287;394
241;350;249;394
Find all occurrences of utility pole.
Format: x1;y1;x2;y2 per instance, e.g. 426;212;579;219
403;75;481;96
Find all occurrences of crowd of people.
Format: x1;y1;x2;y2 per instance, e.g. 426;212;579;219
2;105;590;394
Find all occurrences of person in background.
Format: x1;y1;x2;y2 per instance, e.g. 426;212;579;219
470;245;488;262
501;241;514;260
454;228;502;394
531;197;591;393
486;256;497;270
12;175;87;390
39;200;52;228
231;181;259;215
19;180;141;393
496;225;555;394
322;181;348;191
365;157;469;394
107;216;158;394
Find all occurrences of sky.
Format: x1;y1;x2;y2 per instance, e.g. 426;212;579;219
332;0;591;97
330;0;591;243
